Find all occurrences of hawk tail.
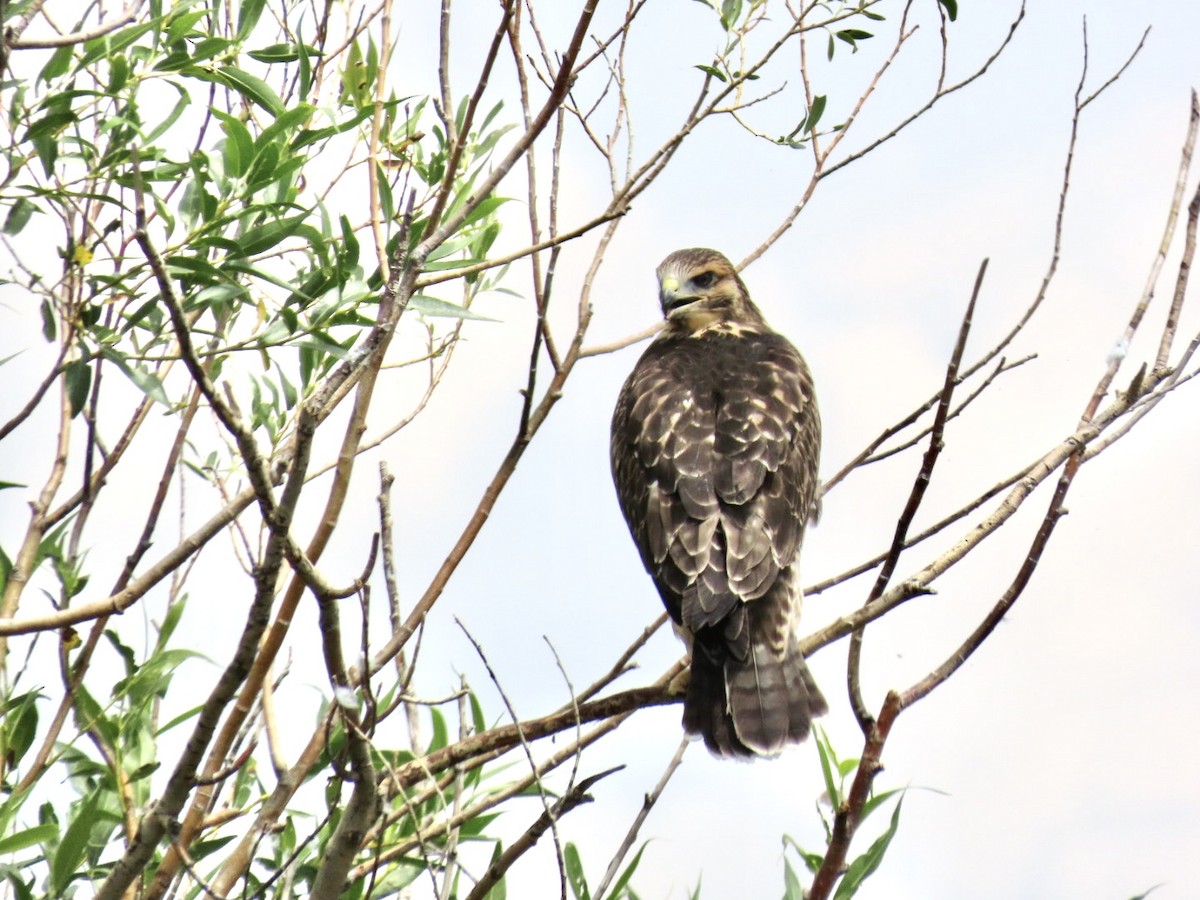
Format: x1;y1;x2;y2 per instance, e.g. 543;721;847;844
683;634;827;759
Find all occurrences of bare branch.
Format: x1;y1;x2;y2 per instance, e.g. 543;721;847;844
463;767;623;900
7;0;143;49
1153;91;1200;373
847;260;986;732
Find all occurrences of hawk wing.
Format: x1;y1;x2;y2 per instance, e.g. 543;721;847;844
611;329;827;757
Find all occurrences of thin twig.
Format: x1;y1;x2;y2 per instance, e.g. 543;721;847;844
463;767;624;900
593;737;688;899
0;344;67;442
7;0;143;48
1153;90;1200;373
847;259;986;732
457;618;570;896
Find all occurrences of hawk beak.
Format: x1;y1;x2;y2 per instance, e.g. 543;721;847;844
660;276;698;315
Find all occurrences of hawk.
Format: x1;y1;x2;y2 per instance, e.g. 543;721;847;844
610;248;827;758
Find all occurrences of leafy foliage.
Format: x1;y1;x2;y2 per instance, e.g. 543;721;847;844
782;730;907;899
2;1;1170;899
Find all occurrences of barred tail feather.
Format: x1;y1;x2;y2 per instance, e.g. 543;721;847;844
726;636;827;755
681;643;755;758
682;635;827;759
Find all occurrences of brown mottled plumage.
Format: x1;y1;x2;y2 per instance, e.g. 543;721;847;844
610;248;827;758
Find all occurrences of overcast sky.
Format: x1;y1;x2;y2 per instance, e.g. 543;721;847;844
2;1;1198;898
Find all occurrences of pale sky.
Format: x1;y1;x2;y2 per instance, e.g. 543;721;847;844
2;2;1198;898
393;2;1200;897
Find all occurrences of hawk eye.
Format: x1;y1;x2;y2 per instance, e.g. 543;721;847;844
691;271;717;289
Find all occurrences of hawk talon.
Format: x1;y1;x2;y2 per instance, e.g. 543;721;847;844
667;664;691;698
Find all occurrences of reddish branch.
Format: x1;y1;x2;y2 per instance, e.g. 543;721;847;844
846;259;987;731
809;692;901;899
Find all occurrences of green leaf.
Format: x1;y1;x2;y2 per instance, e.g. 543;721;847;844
458;812;500;837
126;762;161;783
189;65;285;115
38;45;73;84
938;0;958;22
79;302;101;329
423;255;487;272
64;359;92;418
694;64;728;83
257;103;316;151
833;795;904;899
460;195;510;232
213;109;254;180
142;82;191;143
564;843;591;900
83;20;155;65
156;703;205;736
815;728;840;809
426;707;448;753
168;10;210;45
248;42;315;64
73;685;119;747
185;37;234;66
806;94;827;134
154;597;188;654
50;790;100;894
243;140;279;190
107;54;129;94
166;253;228;286
410;294;497;322
40;299;56;342
237;0;268;40
298;23;314;98
0;867;35;900
605;840;648;899
782;854;805;900
232;213;314;258
104;629;138;678
782;834;824;876
0;692;40;770
2;198;38;235
101;348;170;406
719;0;743;31
482;841;507;899
860;787;904;823
0;823;57;855
223;65;286;114
190;835;238;862
0;546;11;597
835;29;874;52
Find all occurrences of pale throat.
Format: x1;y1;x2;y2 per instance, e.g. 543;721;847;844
670;307;756;338
673;306;724;333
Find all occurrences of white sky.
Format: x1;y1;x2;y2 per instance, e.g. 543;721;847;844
2;1;1198;898
400;2;1200;898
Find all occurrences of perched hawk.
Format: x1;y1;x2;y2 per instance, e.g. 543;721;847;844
610;248;827;758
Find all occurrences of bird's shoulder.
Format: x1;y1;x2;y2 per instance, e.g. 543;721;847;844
624;326;813;413
644;322;801;370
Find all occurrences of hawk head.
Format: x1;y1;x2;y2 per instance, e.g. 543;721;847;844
656;248;768;335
